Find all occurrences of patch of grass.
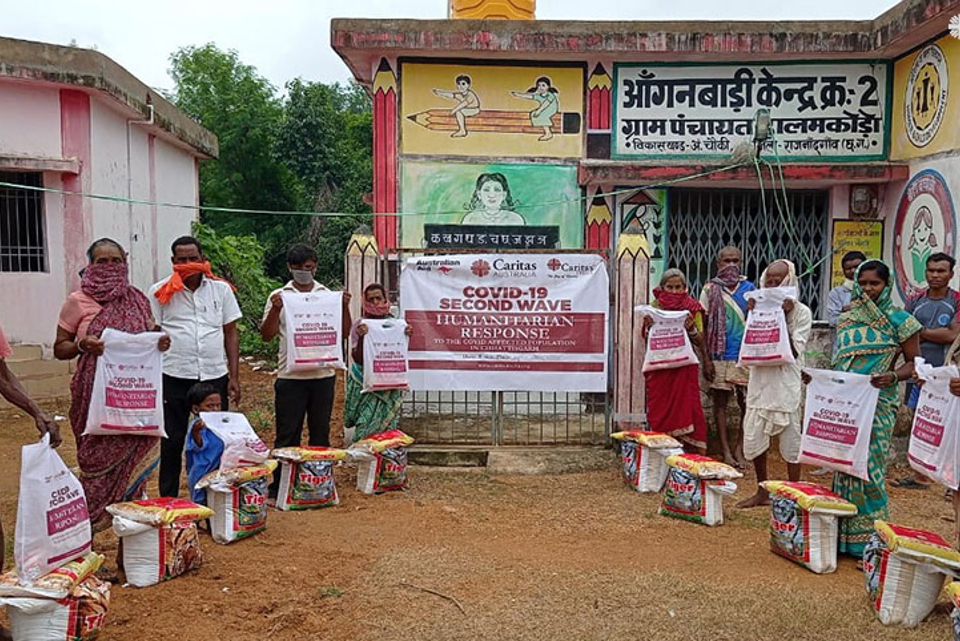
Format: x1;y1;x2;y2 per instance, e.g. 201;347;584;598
318;586;345;599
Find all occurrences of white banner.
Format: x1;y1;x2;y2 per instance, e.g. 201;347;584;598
614;62;888;159
400;254;608;391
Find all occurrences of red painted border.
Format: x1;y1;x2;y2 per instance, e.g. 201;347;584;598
60;89;91;295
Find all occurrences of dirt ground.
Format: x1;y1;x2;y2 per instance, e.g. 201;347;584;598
1;366;959;640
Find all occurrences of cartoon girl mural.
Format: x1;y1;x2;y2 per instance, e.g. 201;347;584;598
460;172;526;226
908;205;938;283
511;76;560;141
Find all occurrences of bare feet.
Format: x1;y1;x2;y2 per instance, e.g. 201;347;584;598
538;133;553;141
736;491;770;509
723;451;741;468
451;130;468;138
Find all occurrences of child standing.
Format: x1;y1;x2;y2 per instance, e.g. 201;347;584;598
185;382;225;504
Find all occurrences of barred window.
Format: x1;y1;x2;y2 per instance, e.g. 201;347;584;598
668;188;829;318
0;172;46;272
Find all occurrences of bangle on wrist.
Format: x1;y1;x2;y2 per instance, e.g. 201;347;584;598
75;338;87;354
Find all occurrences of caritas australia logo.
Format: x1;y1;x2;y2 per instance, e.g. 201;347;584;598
471;259;491;278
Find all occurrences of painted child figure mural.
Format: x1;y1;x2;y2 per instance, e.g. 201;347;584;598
432;74;481;138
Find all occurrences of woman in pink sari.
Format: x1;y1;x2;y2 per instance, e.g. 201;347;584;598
54;238;170;530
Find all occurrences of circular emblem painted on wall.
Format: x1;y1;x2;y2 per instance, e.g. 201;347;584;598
905;44;949;148
894;169;957;301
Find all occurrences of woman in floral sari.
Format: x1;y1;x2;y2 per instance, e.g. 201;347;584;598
54;238;170;530
832;260;920;556
345;284;412;443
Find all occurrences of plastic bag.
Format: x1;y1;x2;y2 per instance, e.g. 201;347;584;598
112;518;203;588
353;448;409;494
864;522;960;628
14;435;92;584
0;552;103;600
635;306;698;372
761;481;857;574
277;460;340;511
908;359;960;489
84;328;166;437
0;575;110;641
613;439;683;493
199;412;270;470
281;290;344;373
206;478;269;544
798;369;879;481
659;467;737;527
106;497;213;527
737;287;797;367
362;319;409;393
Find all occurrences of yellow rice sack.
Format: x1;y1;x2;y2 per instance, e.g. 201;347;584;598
664;453;742;480
352;429;414;454
875;520;960;570
610;430;682;449
194;460;278;491
272;446;349;462
761;481;857;515
0;552;104;600
106;497;213;526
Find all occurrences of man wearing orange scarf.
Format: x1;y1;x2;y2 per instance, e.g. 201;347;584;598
149;236;242;497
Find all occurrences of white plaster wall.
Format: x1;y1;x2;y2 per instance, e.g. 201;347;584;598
0;173;66;351
0;83;61;159
880;151;960;305
153;137;199;284
88;98;131;259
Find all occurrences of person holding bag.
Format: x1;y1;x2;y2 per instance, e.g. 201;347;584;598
345;284;413;444
54;238;170;530
830;260;921;557
641;269;713;454
736;260;812;509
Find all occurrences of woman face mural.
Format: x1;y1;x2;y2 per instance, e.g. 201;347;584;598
479;178;505;212
908;205;937;283
460;172;526;226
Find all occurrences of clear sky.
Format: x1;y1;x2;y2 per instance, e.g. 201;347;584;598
5;0;900;92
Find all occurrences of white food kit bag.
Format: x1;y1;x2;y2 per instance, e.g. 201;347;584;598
0;576;110;641
635;306;698;372
798;369;879;481
112;517;203;588
281;290;344;373
362;319;409;393
206;478;269;545
15;435;92;584
737;286;797;367
85;328;166;437
611;432;684;493
200;412;270;470
908;359;960;489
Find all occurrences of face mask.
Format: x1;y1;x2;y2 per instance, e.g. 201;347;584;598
291;269;315;285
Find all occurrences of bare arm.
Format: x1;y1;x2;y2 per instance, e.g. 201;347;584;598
0;360;61;447
261;293;282;341
919;321;960;345
352;323;367;366
873;333;921;388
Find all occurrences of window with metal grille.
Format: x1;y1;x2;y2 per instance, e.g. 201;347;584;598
667;188;829;317
0;172;46;273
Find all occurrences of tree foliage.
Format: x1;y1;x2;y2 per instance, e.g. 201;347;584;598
167;44;372;288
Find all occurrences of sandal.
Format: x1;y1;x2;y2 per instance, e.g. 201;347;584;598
890;478;930;489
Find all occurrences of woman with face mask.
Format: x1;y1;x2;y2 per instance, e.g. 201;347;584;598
53;238;171;530
261;243;352;499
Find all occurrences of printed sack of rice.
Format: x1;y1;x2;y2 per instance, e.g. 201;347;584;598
908;359;960;489
281;290;345;373
760;481;857;574
944;581;960;641
199;411;270;470
0;552;103;600
108;498;211;588
196;461;277;544
635;306;699;372
0;575;110;641
737;286;797;367
349;430;415;495
659;454;741;526
273;447;348;511
84;328;166;437
362;319;409;393
798;368;879;480
611;431;683;493
863;520;960;627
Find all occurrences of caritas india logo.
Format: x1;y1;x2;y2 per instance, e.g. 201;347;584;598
547;258;562;271
471;259;491;278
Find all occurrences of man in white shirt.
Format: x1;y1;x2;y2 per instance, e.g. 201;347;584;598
150;235;242;497
261;244;351;497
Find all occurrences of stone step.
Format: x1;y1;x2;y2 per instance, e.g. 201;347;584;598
7;358;71;380
9;344;42;361
409;446;489;467
0;374;73;404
